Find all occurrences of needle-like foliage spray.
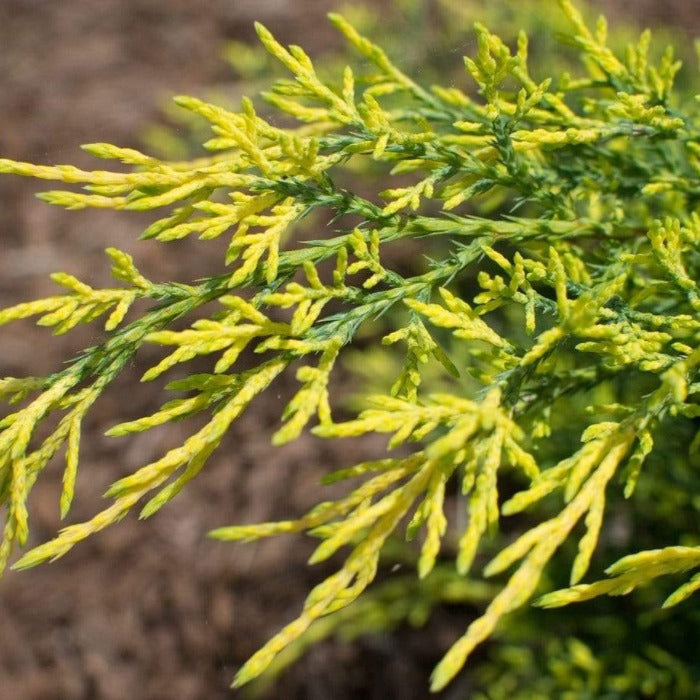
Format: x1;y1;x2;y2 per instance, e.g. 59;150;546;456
1;1;699;694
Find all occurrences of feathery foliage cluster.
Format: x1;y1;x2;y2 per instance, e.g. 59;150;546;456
1;0;699;693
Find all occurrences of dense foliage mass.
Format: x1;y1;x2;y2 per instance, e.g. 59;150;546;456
1;0;699;694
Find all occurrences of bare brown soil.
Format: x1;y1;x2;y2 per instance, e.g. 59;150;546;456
0;2;697;698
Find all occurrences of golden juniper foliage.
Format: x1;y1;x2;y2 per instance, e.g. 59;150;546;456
1;0;699;693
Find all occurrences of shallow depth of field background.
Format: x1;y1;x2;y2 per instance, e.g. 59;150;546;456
0;2;698;698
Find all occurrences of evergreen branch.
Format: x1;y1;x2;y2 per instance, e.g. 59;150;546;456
1;2;699;694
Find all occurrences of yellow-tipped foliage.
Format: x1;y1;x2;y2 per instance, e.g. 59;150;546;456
1;1;700;695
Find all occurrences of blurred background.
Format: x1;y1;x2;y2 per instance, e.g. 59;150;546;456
1;1;699;698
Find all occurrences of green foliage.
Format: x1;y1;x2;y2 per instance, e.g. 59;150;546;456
1;0;699;694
